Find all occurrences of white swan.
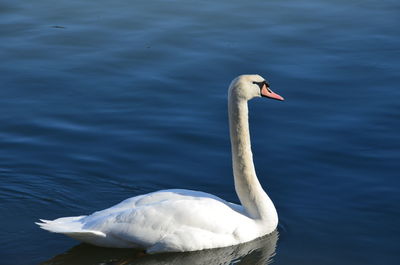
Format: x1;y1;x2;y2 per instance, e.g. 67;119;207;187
36;74;284;253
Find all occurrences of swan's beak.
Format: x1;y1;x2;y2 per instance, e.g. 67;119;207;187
261;85;284;101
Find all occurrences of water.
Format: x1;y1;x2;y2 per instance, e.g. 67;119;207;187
0;0;399;264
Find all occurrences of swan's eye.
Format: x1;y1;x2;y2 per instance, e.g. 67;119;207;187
252;80;270;90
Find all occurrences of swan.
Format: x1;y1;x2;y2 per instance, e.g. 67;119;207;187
36;74;284;253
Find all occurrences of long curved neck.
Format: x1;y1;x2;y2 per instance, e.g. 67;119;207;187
228;91;277;223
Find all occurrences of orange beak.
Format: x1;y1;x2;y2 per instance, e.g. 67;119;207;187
261;84;284;101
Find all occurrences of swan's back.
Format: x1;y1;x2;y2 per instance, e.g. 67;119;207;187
38;189;258;252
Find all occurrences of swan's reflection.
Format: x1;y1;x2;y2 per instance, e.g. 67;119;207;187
39;230;278;265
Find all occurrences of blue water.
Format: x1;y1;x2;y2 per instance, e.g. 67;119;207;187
0;0;399;264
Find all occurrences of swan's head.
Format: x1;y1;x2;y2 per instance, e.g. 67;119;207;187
229;74;284;101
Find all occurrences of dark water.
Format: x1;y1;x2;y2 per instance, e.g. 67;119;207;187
0;0;399;264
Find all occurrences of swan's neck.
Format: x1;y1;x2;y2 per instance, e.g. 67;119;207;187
228;93;277;223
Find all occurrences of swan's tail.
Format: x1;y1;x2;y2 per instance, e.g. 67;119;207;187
36;216;106;242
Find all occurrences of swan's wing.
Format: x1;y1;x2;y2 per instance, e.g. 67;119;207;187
81;189;254;251
37;189;255;251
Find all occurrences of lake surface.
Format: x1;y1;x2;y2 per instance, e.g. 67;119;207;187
0;0;399;264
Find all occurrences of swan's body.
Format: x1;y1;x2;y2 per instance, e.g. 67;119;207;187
37;74;284;253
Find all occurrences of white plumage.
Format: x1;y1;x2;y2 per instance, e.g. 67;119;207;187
37;74;284;253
